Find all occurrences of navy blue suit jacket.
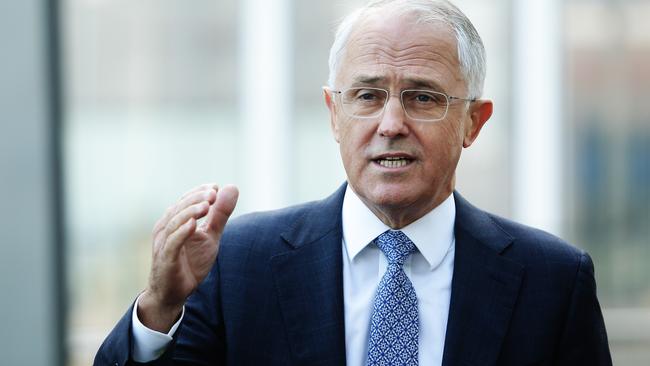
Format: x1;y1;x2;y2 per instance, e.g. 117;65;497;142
95;184;611;365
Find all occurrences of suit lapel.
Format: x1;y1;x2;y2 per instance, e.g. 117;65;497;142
270;184;347;365
442;192;524;366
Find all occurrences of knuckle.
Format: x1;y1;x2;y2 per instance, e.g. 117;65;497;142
165;218;178;235
194;190;208;201
186;193;200;205
165;205;175;216
152;237;164;255
152;222;165;237
186;193;201;206
185;204;197;216
196;202;207;213
152;228;163;244
165;229;178;243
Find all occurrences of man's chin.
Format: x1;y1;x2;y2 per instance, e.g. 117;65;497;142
363;184;421;210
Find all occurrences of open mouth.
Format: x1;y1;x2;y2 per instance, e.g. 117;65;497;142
374;156;414;168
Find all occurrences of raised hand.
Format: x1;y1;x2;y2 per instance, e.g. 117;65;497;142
138;184;239;332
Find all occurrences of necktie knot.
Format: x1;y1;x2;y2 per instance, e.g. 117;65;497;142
376;230;416;266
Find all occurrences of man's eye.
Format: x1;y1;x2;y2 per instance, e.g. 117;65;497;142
415;94;433;102
357;92;378;101
408;91;445;105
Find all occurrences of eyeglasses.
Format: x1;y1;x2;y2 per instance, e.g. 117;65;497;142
331;87;475;122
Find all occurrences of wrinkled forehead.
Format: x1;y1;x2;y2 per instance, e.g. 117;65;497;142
338;10;464;91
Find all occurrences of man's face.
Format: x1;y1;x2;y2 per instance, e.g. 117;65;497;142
325;12;492;228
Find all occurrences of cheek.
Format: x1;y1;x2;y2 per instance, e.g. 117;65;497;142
339;120;373;153
337;123;364;169
437;118;465;149
443;116;465;139
417;121;464;167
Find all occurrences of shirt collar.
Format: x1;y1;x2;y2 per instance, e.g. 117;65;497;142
341;185;456;271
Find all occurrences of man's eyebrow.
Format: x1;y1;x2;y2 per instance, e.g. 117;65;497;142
348;76;446;91
403;78;445;91
350;75;384;86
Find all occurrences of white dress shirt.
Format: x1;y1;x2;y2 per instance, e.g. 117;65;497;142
342;186;455;366
132;186;456;365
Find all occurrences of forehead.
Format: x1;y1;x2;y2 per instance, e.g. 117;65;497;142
338;11;464;91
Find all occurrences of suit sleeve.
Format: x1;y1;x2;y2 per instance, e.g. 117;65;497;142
93;260;226;366
554;252;612;365
93;301;136;366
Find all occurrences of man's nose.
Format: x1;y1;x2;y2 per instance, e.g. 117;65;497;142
377;94;409;137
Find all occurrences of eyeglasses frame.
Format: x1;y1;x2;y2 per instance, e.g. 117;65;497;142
329;86;476;122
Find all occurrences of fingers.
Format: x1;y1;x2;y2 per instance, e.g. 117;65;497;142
161;201;210;257
179;183;218;202
153;184;217;237
164;201;210;241
150;183;237;259
203;185;239;237
163;216;197;258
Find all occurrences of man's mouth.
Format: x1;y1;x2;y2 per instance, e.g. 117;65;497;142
374;156;414;168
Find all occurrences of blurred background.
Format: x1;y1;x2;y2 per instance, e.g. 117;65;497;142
1;0;648;365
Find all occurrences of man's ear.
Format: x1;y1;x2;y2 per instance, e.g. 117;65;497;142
323;87;341;143
463;99;493;148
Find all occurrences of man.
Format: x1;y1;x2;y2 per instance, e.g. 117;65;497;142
95;0;612;365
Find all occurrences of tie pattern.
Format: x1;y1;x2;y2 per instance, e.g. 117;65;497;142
367;230;419;366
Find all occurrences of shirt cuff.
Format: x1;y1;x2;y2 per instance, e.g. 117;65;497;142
131;293;184;363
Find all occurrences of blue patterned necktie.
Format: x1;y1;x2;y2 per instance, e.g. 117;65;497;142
367;230;419;366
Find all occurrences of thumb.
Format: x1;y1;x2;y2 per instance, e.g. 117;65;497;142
203;184;239;236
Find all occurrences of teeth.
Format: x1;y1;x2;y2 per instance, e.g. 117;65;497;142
378;158;410;168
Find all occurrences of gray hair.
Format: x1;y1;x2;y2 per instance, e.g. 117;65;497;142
327;0;486;99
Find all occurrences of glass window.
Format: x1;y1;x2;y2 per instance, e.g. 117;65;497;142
564;0;650;364
61;1;239;365
565;0;650;308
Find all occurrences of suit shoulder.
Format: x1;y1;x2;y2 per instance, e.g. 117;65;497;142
217;198;324;255
225;199;319;234
485;212;585;264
